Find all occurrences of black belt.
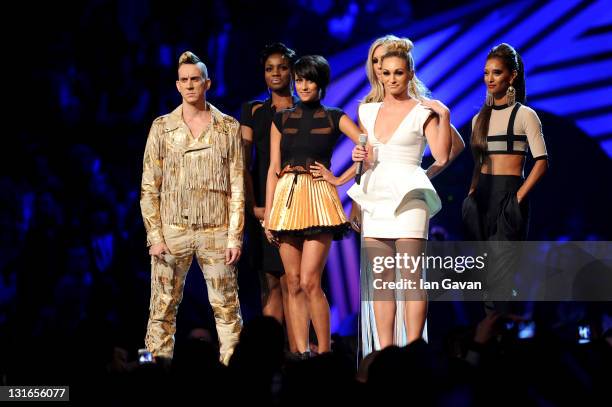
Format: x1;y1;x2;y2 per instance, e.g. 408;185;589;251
277;165;311;208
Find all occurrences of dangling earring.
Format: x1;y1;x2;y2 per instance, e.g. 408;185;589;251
506;84;516;106
267;88;272;95
485;91;494;106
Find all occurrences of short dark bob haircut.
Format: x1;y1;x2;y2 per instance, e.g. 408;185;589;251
293;55;331;99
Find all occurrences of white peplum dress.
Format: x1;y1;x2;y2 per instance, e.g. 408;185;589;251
348;101;440;357
348;101;441;239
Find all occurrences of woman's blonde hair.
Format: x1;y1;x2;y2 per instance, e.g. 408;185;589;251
363;35;398;104
362;36;430;103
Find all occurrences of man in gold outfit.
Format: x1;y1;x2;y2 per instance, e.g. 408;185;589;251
140;51;244;365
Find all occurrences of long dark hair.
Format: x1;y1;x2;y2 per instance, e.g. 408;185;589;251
471;43;525;167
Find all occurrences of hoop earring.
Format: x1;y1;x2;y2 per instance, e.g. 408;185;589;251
506;85;516;106
485;91;494;106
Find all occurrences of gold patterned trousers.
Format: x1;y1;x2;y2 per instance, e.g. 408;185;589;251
145;224;242;365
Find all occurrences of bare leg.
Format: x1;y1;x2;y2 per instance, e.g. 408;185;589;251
279;274;298;352
364;237;396;348
300;234;333;353
396;238;427;344
262;273;283;322
279;235;309;353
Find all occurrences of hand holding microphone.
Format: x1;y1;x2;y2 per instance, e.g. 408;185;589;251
353;133;368;185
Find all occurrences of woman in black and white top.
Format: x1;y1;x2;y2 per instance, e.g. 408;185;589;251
463;43;548;308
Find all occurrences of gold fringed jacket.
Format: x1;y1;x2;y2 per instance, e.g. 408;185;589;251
140;103;245;248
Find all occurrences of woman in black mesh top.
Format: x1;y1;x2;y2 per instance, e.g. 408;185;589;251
264;55;361;356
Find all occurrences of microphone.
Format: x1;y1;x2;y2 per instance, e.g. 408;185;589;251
355;133;368;185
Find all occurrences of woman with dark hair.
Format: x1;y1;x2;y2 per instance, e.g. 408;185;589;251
264;55;361;357
240;42;299;352
463;43;548;308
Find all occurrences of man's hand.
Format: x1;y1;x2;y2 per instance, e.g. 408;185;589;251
149;243;170;261
225;247;242;265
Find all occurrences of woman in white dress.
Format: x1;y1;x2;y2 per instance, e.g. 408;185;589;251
348;39;452;355
350;35;464;225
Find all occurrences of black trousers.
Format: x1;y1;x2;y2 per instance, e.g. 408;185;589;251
462;174;529;311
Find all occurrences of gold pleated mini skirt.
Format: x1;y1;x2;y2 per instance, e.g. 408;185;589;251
268;168;350;240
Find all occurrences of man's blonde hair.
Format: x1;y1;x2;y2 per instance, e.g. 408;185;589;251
178;51;208;79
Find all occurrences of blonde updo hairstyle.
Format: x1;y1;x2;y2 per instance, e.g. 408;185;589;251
363;35;401;103
381;38;430;101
